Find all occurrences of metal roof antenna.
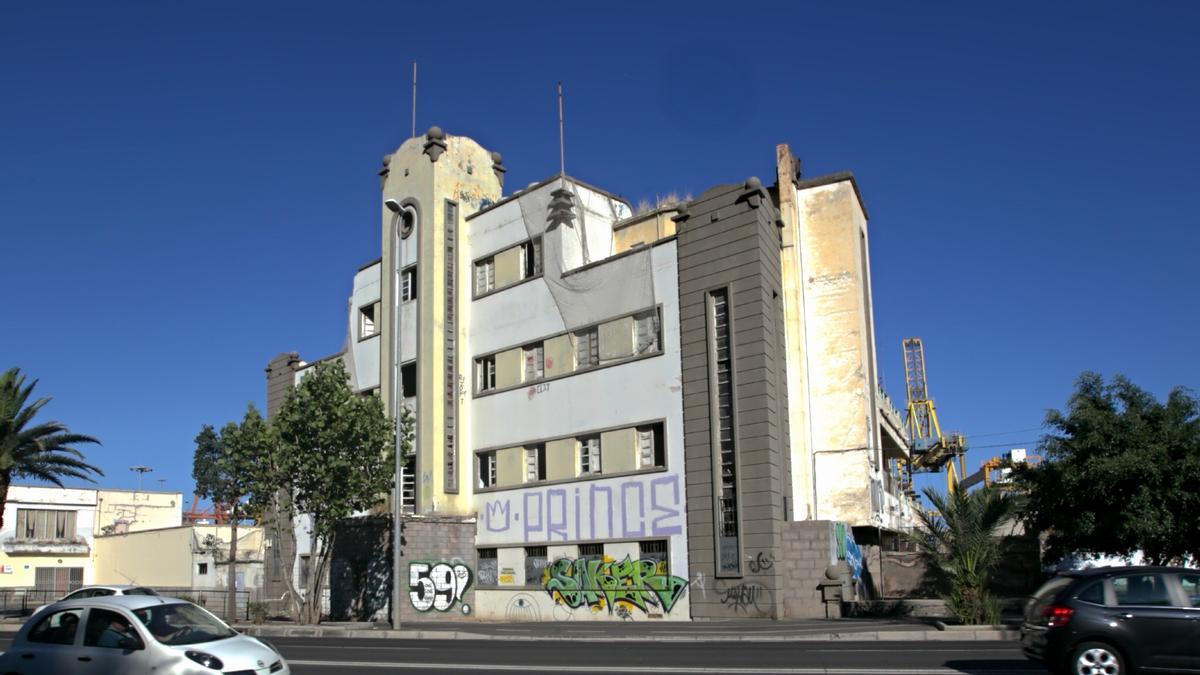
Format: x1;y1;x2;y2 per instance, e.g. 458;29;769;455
557;81;566;183
411;61;418;139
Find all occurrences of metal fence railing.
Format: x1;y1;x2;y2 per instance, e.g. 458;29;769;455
0;587;251;622
0;588;61;618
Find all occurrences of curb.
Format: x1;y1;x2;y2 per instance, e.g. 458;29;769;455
234;625;1019;642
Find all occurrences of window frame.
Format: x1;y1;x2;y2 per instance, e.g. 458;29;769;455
400;265;417;303
478;451;498;489
474;256;496;296
357;302;380;341
476;355;497;393
579;435;602;476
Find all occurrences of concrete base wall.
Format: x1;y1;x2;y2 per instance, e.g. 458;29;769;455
777;521;844;619
396;514;478;623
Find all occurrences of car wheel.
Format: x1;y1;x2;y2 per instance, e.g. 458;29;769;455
1070;641;1126;675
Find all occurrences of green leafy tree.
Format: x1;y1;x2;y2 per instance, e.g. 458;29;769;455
256;361;395;624
192;405;271;622
1015;372;1200;565
0;368;103;530
913;485;1016;625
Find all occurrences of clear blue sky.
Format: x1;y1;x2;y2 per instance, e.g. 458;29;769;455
2;1;1197;499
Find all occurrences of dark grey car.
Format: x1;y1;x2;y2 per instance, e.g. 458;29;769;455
1021;566;1200;674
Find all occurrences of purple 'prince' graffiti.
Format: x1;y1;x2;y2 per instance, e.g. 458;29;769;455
480;473;683;544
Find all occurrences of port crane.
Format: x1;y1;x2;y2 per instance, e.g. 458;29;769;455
902;337;966;492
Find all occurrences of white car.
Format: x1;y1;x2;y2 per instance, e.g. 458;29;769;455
33;584;158;616
0;594;288;675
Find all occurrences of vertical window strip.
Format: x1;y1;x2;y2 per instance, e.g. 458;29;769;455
445;200;459;493
580;436;601;475
710;289;741;574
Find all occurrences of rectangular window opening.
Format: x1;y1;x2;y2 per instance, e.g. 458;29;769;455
523;342;545;382
521;238;543;279
477;548;498;586
525;444;546;482
525;546;548;586
401;266;417;302
579;435;602;476
198;563;208;576
709;289;741;574
475;257;496;295
477;355;497;392
634;308;662;354
638;422;666;469
574;327;599;369
640;540;668;570
359;304;378;339
578;543;603;560
478;452;498;489
401;362;417;398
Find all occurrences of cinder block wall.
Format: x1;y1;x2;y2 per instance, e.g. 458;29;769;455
396;515;478;622
776;521;839;618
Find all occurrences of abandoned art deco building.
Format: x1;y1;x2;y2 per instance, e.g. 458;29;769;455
263;127;917;622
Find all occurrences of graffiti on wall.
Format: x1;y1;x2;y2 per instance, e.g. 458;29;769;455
717;581;772;615
480;473;684;544
543;556;688;616
409;561;472;614
835;522;863;581
747;552;774;573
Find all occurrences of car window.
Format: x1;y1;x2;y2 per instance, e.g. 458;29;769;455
133;603;236;646
84;608;142;650
1113;574;1172;606
92;589;116;597
124;587;157;596
27;608;83;645
1076;580;1105;604
64;589;90;600
1179;574;1200;608
1027;576;1075;617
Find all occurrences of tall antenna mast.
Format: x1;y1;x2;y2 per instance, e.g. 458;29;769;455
557;81;565;177
411;61;418;139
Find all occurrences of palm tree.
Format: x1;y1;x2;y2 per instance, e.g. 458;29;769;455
0;368;103;530
913;485;1015;625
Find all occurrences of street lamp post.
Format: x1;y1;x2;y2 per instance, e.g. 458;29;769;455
386;198;406;630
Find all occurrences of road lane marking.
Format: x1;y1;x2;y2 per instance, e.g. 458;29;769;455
287;660;1040;674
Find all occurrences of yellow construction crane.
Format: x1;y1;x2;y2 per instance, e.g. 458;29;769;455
902;337;966;492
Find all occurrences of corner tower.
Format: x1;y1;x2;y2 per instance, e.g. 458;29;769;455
379;127;504;515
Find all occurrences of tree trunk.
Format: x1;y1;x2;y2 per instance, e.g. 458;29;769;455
228;504;239;623
0;470;10;533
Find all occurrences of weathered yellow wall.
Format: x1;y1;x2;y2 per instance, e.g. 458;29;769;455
544;335;573;378
496;447;523;487
599;317;634;361
495;246;521;288
600;428;637;474
381;131;503;515
546;439;575;481
797;179;876;526
95;490;182;535
495;348;523;389
94;528;192;587
612;209;678;253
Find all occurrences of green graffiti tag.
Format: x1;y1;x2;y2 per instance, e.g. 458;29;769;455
543;556;688;615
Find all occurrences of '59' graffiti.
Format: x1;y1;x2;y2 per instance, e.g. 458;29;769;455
409;562;472;614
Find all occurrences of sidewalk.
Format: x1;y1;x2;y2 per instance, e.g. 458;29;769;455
233;618;1019;642
0;615;1019;642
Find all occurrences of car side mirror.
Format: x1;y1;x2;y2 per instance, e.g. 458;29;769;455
118;636;142;650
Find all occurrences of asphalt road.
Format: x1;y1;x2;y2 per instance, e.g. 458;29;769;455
263;637;1046;674
0;635;1047;674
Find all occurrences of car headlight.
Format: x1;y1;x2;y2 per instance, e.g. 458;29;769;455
184;650;224;670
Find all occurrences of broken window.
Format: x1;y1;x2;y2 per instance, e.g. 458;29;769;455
474;257;496;295
478;452;497;488
638;422;666;469
521;237;543;279
525;444;546;482
523;342;545;382
574;327;599;369
477;355;496;392
634;309;661;354
359;303;378;339
401;266;417;302
579;435;601;475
